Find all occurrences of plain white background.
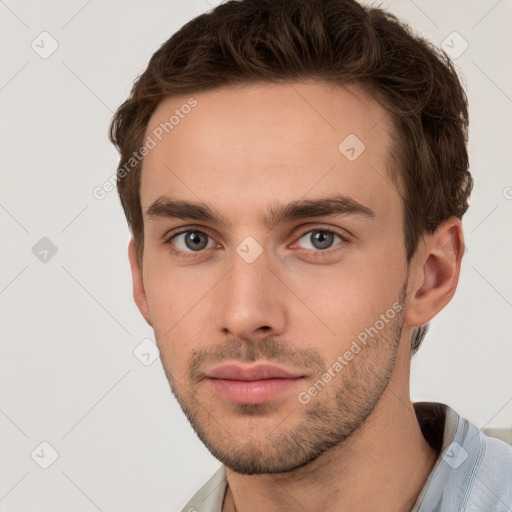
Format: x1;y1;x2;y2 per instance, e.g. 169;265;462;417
1;0;511;510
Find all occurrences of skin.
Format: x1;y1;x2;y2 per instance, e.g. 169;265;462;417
127;80;465;512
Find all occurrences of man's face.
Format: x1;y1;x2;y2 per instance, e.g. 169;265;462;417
137;81;409;474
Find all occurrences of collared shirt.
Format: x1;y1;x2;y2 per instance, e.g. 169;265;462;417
180;402;512;511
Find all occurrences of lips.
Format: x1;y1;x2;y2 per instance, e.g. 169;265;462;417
205;363;305;404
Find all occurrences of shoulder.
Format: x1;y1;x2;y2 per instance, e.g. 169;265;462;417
468;431;512;510
179;466;227;512
412;402;512;512
442;411;512;511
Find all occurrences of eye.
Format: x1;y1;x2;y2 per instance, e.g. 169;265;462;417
295;228;346;252
166;230;217;253
164;226;348;259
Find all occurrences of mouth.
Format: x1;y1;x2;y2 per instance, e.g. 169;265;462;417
205;363;306;404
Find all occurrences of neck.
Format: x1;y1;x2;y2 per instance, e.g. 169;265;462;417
222;385;438;512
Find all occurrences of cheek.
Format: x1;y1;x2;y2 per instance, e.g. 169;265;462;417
142;250;206;323
142;267;223;377
141;230;406;368
286;254;404;344
141;264;193;368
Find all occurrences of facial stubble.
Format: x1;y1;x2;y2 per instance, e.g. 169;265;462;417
162;282;407;475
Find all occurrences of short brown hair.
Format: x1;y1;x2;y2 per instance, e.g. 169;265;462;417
109;0;473;353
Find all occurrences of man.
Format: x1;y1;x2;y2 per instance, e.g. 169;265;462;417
109;0;512;510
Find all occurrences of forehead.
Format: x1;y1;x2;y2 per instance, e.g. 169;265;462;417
140;80;400;225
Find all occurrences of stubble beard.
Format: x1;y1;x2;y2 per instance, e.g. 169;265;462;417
162;286;406;475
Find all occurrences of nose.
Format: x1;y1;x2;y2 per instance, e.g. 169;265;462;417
215;246;288;341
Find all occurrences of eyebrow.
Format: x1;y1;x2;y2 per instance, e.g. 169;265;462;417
146;193;376;231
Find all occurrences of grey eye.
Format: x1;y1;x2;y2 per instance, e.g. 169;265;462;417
297;230;341;250
172;231;214;252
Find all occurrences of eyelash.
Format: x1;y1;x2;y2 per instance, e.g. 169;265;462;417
163;226;349;259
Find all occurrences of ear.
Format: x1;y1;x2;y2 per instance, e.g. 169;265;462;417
127;238;152;326
405;217;465;327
